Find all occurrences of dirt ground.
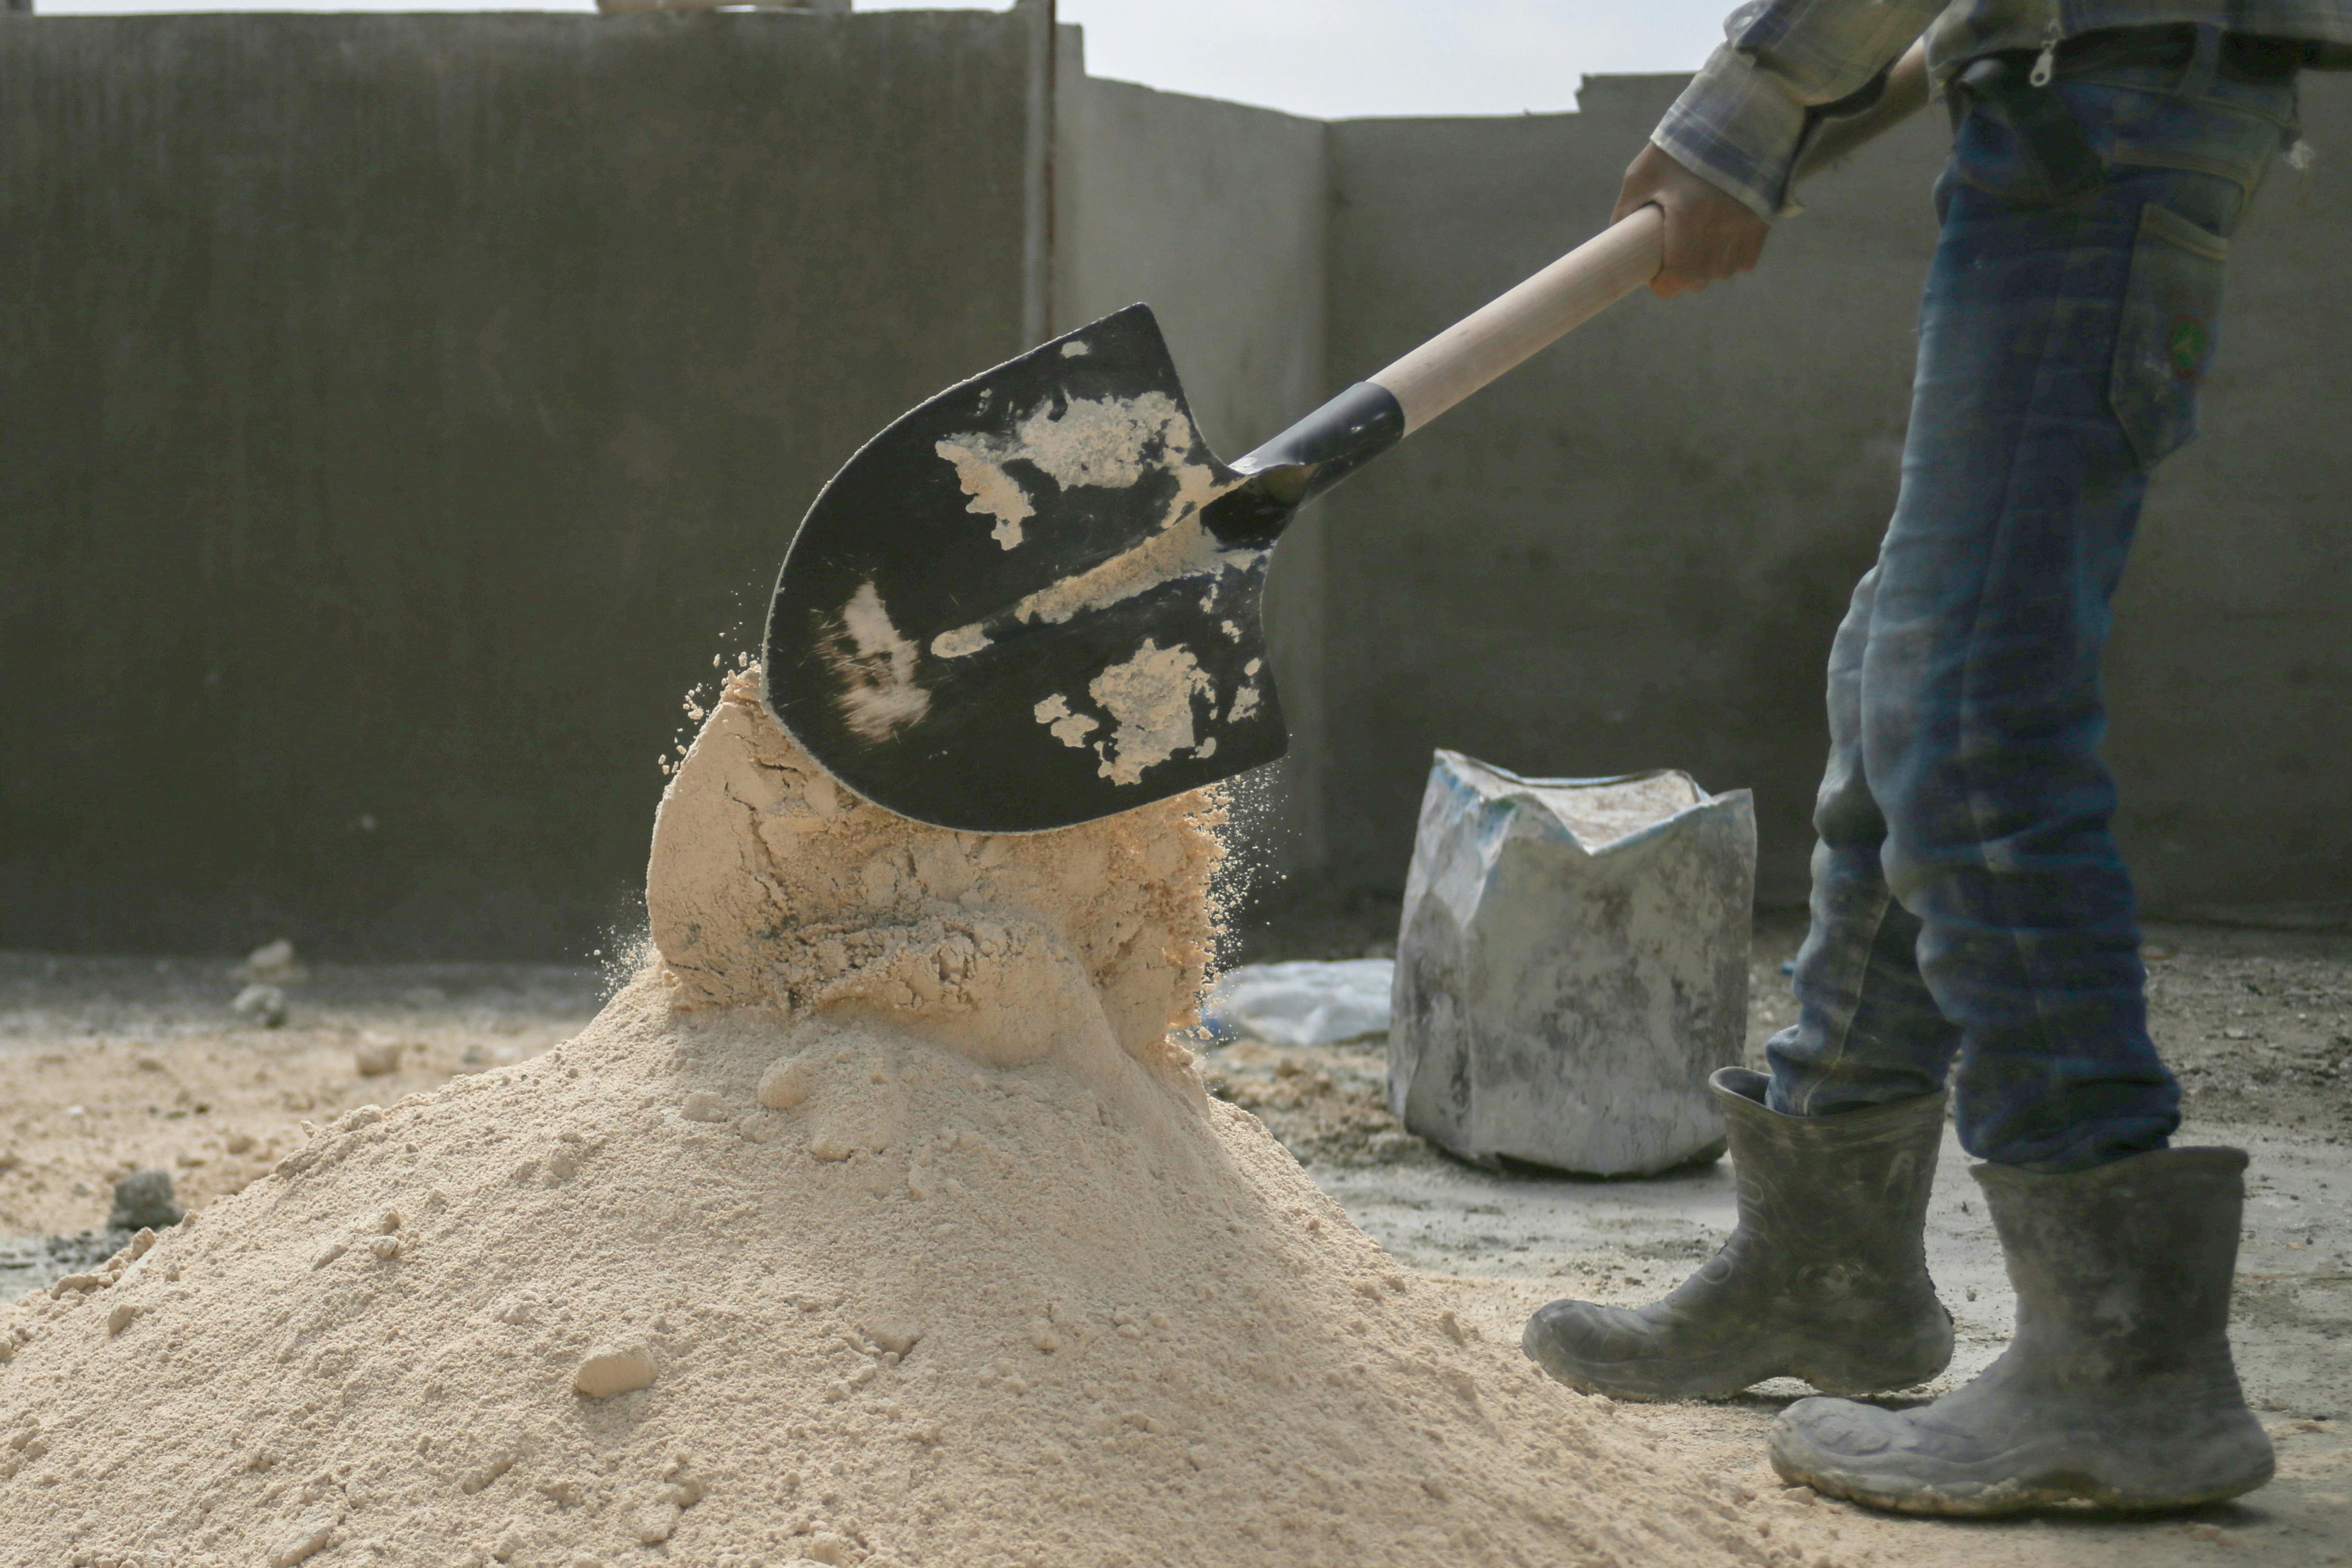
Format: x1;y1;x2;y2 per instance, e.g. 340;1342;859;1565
4;916;2348;1566
1213;904;2352;1161
0;951;604;1239
1209;902;2352;1568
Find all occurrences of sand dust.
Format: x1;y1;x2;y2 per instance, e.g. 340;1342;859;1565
1030;643;1223;789
933;391;1195;558
933;441;1036;551
0;674;1795;1567
938;512;1244;659
925;396;1243;666
820;584;932;744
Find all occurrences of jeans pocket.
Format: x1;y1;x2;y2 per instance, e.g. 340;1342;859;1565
2109;202;2230;468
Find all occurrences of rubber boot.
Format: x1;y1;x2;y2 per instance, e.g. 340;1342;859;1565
1770;1147;2274;1515
1522;1067;1953;1401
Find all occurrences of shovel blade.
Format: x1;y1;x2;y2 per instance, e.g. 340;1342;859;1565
763;305;1287;833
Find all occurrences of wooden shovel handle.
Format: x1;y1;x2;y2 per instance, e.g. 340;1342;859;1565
1366;38;1930;437
1368;205;1663;435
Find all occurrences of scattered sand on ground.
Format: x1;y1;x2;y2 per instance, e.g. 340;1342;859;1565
0;978;589;1240
0;674;1797;1567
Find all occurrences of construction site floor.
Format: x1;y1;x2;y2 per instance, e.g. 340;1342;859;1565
3;916;2346;1567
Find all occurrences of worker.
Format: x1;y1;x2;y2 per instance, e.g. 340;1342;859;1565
1521;2;2347;1517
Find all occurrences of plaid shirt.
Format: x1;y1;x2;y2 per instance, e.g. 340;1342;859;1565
1659;1;2352;219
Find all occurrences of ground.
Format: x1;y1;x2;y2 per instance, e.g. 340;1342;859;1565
0;952;603;1243
3;911;2347;1567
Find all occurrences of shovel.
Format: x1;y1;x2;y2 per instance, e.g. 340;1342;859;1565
763;45;1929;833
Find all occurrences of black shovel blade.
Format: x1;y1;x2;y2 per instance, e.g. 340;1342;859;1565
763;304;1287;833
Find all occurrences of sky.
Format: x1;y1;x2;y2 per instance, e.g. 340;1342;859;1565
26;0;1735;119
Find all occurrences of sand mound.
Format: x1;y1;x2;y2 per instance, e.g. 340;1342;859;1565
0;675;1785;1567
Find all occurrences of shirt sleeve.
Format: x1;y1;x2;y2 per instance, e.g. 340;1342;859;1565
1653;1;1950;222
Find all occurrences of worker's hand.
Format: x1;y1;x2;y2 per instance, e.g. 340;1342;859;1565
1613;142;1770;298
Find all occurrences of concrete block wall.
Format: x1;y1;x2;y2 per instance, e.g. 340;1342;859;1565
2101;75;2352;926
1049;38;1333;874
1319;78;1940;907
1;9;1046;958
1316;74;2352;923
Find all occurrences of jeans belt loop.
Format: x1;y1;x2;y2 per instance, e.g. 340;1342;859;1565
2178;24;2226;98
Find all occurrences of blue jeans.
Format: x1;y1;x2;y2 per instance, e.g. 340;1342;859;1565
1765;47;2298;1171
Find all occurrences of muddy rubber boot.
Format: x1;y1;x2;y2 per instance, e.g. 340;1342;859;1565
1770;1147;2274;1515
1522;1067;1952;1401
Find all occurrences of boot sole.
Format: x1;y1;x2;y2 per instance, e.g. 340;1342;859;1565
1771;1432;2277;1517
1524;1332;1949;1404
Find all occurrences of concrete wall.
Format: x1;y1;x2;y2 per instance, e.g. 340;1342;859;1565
1050;38;1332;872
1320;76;1940;904
0;11;1042;958
4;18;2343;958
1318;74;2352;923
2105;75;2352;926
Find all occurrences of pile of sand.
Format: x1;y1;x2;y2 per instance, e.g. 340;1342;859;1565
0;673;1788;1567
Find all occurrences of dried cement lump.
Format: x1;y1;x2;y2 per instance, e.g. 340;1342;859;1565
0;674;1786;1567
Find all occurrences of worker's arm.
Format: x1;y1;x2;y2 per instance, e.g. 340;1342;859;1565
1625;0;1946;295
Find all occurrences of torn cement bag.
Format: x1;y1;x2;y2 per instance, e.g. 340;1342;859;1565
1388;751;1755;1176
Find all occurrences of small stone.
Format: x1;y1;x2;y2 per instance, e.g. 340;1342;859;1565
865;1322;922;1356
661;1463;705;1507
223;1132;255;1155
108;1169;183;1231
106;1302;140;1335
575;1348;657;1400
634;1501;681;1544
369;1235;402;1262
237;939;305;983
460;1450;517;1494
232;984;289;1028
679;1091;734;1123
757;1060;816;1110
0;1151;19;1172
268;1507;337;1567
353;1041;404;1077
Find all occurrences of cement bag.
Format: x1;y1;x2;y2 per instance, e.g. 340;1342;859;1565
1388;750;1755;1176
